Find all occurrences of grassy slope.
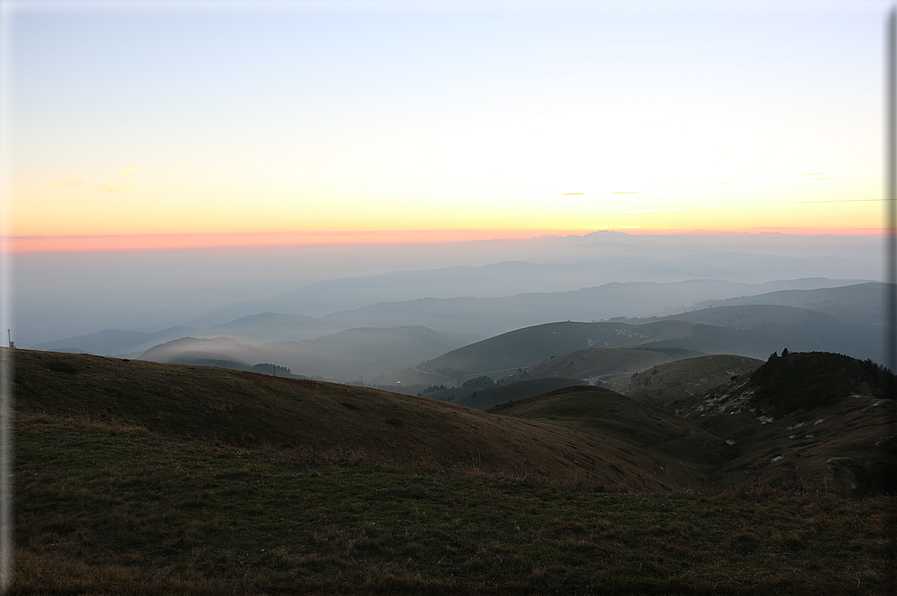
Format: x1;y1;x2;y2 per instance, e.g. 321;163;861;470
11;348;894;594
501;347;676;386
16;415;890;595
451;378;589;410
488;386;734;479
620;354;764;405
15;349;680;490
668;353;896;495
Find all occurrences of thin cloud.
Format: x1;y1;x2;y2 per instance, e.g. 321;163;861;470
44;179;85;190
97;184;131;193
720;173;837;187
797;198;886;204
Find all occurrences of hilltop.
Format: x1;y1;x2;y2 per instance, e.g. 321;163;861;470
376;320;696;386
14;349;715;490
620;354;764;404
15;347;892;495
669;351;895;495
11;347;893;594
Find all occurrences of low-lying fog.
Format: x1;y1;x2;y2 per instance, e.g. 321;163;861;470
9;231;884;348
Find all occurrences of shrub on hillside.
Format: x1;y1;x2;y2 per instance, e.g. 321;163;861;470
751;351;894;415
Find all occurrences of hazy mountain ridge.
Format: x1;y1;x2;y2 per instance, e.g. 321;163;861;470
34;277;876;363
135;326;472;382
377;321;700;387
16;231;883;348
377;299;882;389
689;282;886;327
33;326;201;358
312;278;874;339
185;253;878;328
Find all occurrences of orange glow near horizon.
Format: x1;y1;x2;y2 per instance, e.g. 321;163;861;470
6;229;587;253
5;225;886;253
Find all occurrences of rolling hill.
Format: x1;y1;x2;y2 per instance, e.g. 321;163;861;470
17;346;890;497
376;302;884;390
691;282;886;328
426;377;590;410
33;325;200;358
499;347;688;388
668;351;895;495
376;320;696;386
14;348;712;490
620;354;765;405
11;346;893;593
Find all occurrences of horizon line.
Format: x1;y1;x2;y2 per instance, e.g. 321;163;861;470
4;227;886;253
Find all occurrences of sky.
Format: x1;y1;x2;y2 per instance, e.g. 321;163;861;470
2;0;892;253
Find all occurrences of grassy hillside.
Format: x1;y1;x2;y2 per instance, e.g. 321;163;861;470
16;415;890;595
501;347;678;386
448;377;589;410
488;386;733;473
621;354;764;405
11;348;893;594
15;349;681;490
668;352;896;495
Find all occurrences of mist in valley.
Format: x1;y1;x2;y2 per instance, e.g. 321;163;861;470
11;230;886;386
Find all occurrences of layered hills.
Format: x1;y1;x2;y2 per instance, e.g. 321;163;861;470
15;345;892;594
14;349;726;491
14;347;892;495
33;278;881;366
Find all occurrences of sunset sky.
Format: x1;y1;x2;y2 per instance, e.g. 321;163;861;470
2;1;891;251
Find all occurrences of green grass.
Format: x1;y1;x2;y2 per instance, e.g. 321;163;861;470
11;348;896;593
428;378;588;410
14;414;892;595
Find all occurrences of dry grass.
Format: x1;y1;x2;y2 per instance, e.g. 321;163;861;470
12;415;894;595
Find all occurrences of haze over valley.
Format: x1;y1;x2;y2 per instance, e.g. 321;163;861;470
4;3;894;592
16;231;886;391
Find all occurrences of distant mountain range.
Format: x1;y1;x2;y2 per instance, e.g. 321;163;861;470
34;278;882;373
185;257;878;327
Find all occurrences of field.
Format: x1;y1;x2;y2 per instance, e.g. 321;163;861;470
9;348;896;594
14;415;892;595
